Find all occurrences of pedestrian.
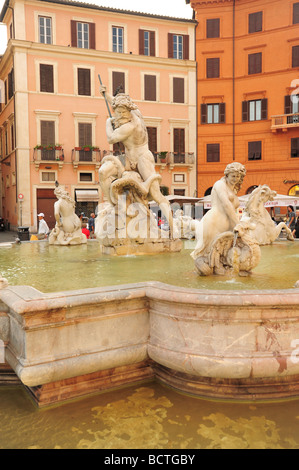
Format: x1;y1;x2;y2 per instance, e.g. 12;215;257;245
293;211;299;238
286;205;296;232
81;222;90;239
88;212;95;238
37;213;50;239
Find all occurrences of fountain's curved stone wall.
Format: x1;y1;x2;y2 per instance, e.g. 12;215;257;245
1;282;299;406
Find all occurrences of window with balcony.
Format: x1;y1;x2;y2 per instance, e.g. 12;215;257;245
112;26;124;53
173;128;185;162
40;120;55;160
78;68;91;96
206;143;220;162
144;75;156;101
242;99;268;122
291;138;299;158
248;141;262;160
139;30;155;56
173;77;184;103
294;2;299;24
206;58;220;78
201;103;225;124
285;94;299;123
168;33;189;60
78;123;92;161
248;11;263;34
248;52;262;74
40;64;54;93
39;16;52;44
71;21;95;49
206;18;220;38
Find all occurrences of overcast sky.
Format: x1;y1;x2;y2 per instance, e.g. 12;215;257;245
0;0;193;54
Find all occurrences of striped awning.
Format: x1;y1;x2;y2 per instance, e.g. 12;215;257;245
75;189;99;202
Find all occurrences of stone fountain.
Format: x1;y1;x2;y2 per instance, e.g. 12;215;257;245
0;92;298;406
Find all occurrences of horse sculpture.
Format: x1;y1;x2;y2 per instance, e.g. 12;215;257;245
241;185;294;245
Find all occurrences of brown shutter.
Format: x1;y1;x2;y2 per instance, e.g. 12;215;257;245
79;122;92;146
78;68;91;96
294;2;299;24
173;77;184;103
41;121;55;146
207;143;220;162
112;71;125;95
285;95;292;114
201;104;207;124
40;64;54;93
219;102;226;123
89;23;95;49
168;33;173;58
150;31;155;56
139;29;144;55
147;127;157;154
242;101;249;122
249;11;262;33
291;138;299;157
71;20;77;47
261;98;268;120
207;58;219;78
144;75;156;101
292;45;299;67
248;52;262;74
183;34;189;60
207;18;220;38
174;128;185;154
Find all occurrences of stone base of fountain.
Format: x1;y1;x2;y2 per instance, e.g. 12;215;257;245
100;238;182;256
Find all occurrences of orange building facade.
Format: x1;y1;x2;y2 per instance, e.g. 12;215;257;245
189;0;299;201
0;0;197;232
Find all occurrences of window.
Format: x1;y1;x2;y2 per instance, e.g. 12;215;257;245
248;141;262;160
173;128;185;156
294;2;299;24
40;64;54;93
7;69;13;100
201;103;225;124
168;33;189;60
144;75;156;101
112;26;124;53
78;68;91;96
41;171;56;182
207;143;220;162
147;127;157;157
173;78;184;103
248;52;262;74
248;11;263;33
79;172;93;182
78;123;92;161
40;121;55;160
71;21;95;49
242;99;267;121
112;71;125;95
206;18;220;38
39;16;52;44
139;30;155;56
206;58;220;78
292;45;299;67
291;138;299;158
285;95;299;123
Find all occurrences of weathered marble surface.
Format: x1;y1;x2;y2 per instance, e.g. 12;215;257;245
1;281;299;404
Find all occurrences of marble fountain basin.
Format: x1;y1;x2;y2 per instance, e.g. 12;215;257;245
0;239;299;406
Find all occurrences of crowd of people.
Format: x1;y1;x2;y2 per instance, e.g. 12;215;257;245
286;205;299;239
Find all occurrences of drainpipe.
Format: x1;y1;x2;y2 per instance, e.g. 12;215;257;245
232;0;236;160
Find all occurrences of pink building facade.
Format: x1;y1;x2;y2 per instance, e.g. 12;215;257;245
0;0;197;231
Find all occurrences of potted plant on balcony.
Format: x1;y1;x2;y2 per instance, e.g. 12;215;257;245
34;145;44;150
159;151;168;163
55;144;62;150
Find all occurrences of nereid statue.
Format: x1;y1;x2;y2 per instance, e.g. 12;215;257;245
191;162;261;276
49;184;87;246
